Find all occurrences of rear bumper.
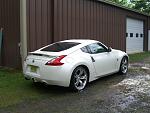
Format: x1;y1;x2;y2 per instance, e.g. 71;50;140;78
23;62;73;87
24;74;70;87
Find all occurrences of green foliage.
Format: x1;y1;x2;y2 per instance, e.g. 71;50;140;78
108;0;150;15
130;0;150;14
111;0;128;4
108;0;129;6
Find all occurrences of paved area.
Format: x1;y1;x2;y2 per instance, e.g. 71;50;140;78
0;60;150;113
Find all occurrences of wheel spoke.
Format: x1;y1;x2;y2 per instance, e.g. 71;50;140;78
74;74;79;79
123;59;127;65
75;80;79;86
79;80;83;87
80;75;87;80
79;69;84;77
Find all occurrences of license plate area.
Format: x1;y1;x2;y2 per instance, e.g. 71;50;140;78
29;65;38;73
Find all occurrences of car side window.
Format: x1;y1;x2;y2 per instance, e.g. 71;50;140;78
81;47;89;53
88;43;108;54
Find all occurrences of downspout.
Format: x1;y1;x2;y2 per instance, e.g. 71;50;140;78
20;0;27;68
148;17;150;51
0;28;3;65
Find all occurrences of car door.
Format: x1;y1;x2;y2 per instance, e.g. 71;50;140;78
88;43;117;77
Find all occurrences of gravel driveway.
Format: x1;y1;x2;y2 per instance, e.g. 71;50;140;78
1;59;150;113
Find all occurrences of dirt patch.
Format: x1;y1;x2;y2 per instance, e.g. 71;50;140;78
129;61;150;74
112;72;150;111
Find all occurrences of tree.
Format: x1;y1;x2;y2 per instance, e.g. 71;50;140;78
108;0;129;6
130;0;150;14
107;0;150;15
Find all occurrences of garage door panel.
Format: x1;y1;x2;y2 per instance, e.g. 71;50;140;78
126;18;144;53
127;38;143;53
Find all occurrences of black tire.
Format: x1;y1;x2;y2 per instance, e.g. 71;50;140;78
70;66;89;91
32;78;40;85
119;57;128;75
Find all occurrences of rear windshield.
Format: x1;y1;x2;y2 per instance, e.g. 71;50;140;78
41;42;80;52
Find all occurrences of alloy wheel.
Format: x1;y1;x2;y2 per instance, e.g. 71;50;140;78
74;67;88;91
121;57;128;74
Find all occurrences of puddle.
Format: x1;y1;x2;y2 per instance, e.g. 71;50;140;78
118;95;137;110
112;73;150;110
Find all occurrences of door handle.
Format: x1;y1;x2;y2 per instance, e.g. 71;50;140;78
91;56;95;62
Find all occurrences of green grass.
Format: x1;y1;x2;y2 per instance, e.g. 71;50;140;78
0;68;70;109
129;52;150;63
0;68;41;108
0;68;57;108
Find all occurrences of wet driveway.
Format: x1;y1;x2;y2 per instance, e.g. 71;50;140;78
1;63;150;113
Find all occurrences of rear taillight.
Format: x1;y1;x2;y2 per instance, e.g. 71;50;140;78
45;55;67;66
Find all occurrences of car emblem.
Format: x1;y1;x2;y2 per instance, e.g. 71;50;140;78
32;60;35;63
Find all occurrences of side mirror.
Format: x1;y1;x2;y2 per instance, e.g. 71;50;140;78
107;47;112;52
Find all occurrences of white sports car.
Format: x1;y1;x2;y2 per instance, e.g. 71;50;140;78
23;39;128;91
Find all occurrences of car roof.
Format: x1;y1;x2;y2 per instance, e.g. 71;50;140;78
60;39;98;45
34;39;102;56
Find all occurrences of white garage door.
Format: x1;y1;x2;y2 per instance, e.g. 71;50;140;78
126;18;144;54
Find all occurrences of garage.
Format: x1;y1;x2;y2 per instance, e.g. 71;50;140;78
126;18;144;53
0;0;150;68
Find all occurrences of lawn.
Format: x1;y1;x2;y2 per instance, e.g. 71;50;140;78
0;52;150;109
0;68;63;108
0;68;41;108
129;52;150;63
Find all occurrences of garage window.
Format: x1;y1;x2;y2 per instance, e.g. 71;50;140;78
136;33;139;38
126;33;128;37
130;33;133;37
140;34;143;38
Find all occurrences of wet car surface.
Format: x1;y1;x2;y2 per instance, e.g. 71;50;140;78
1;62;150;113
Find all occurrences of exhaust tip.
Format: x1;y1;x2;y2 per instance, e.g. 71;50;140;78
25;77;30;80
42;80;49;86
